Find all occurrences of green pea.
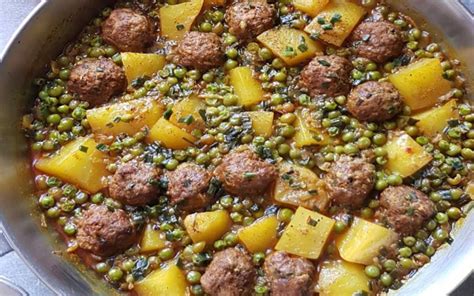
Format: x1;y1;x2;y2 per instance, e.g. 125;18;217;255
158;82;170;94
277;208;294;223
447;207;462;220
224;59;238;70
42;140;55;151
367;71;382;80
63;223;77;236
59;69;70;80
200;22;212;32
108;267;123;281
375;180;388;191
191;285;204;295
447;144;461;156
461;148;474;160
165;159;179;170
383;259;396;271
230;212;243;223
259;47;273;60
277;144;290;155
48;85;64;97
91;193;104;204
39;194;55;208
224;233;238;246
402;236;416;247
344;143;359;155
196;153;210;165
380;273;393;287
334;221;347;233
374;147;387;157
435;212;448;224
433;228;448;241
75;192;88;204
46;207;60;218
289;148;302;159
202;72;214;83
226;48;238;59
357;137;371;149
174;68;187;79
252;252;265;265
399;258;414;269
186;271;201;284
96;262;110;273
274;71;287;82
387;174;403;186
271;58;285;69
405;126;419;137
373;134;387;146
47;114;61;125
224;34;237;45
364;265;380;278
279;125;296;138
360;207;373;219
159;248;175;260
213;239;226;250
399;246;412;257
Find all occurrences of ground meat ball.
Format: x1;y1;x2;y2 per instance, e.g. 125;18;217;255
102;8;154;52
173;32;224;70
351;21;404;63
67;58;126;106
299;55;353;98
225;2;275;41
325;156;375;208
213;150;277;197
201;248;256;296
109;162;161;206
76;204;137;257
264;251;315;296
166;163;211;211
376;185;435;235
347;81;403;122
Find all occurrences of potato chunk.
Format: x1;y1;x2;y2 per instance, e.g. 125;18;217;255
229;66;265;107
148;117;196;149
294;109;330;148
184;210;232;246
159;0;204;41
140;224;167;253
247;111;274;137
318;260;370;296
135;264;187;296
293;0;329;17
169;94;207;133
238;215;279;253
35;137;109;193
413;99;458;137
336;217;398;265
257;27;323;66
385;132;433;177
121;53;166;83
275;207;334;259
389;58;452;110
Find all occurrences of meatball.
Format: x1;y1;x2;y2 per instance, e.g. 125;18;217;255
201;248;256;296
213;150;277;197
68;58;126;106
325;156;375;208
173;32;224;70
102;8;154;52
347;81;403;122
376;185;435;235
299;55;353;98
109;162;161;206
76;204;137;257
264;252;315;296
166;163;211;211
225;2;275;41
351;21;404;63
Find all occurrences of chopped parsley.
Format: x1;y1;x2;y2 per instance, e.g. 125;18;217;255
321;23;334;31
178;115;195;125
176;24;185;31
318;59;331;67
298;36;308;52
79;145;88;153
96;143;108;152
317;17;326;24
330;13;342;24
163;108;173;120
243;172;257;180
307;216;321;226
282;46;297;57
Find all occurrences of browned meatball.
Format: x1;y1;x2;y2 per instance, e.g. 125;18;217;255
347;81;403;122
299;55;353;97
102;8;154;52
201;248;256;296
166;163;211;211
376;185;435;235
325;156;375;209
76;204;137;257
214;150;277;197
225;2;275;41
173;32;224;70
109;162;161;206
351;21;404;63
264;251;315;296
67;58;126;106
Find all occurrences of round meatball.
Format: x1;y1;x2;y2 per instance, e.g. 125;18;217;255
214;150;277;197
173;32;224;70
68;58;126;106
109;162;161;206
299;55;353;98
325;156;375;208
102;8;154;52
201;248;256;296
351;21;404;63
347;81;403;122
76;204;137;257
225;2;275;41
166;163;211;211
377;185;435;235
264;252;315;296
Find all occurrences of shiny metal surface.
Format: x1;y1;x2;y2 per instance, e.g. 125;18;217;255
0;0;472;295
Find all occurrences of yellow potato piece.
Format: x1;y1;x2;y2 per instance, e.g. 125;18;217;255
140;224;167;253
275;206;334;259
238;215;279;253
318;260;370;296
294;109;331;147
204;0;225;7
293;0;329;17
385;132;433;177
336;217;398;265
304;0;366;46
257;27;323;66
389;58;452;111
35;137;110;193
247;111;274;138
229;66;265;107
135;264;187;296
169;94;207;133
184;210;232;246
159;0;204;41
148;117;196;149
413;99;458;137
121;53;166;83
466;182;474;200
86;98;163;137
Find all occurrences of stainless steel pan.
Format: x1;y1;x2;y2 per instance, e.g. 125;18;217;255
0;0;472;295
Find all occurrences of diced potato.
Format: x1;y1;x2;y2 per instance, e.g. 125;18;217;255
389;58;452;111
257;27;323;66
169;95;207;133
413;99;458;137
159;0;204;41
184;210;232;246
204;0;225;7
294;109;331;148
238;215;279;253
293;0;329;17
467;182;474;200
121;53;166;83
318;260;370;296
304;0;366;46
86;98;163;137
247;111;274;137
135;264;187;296
35;137;109;193
275;207;334;259
229;66;265;107
336;217;398;265
148;117;196;150
140;224;167;253
385;132;433;177
274;162;330;212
